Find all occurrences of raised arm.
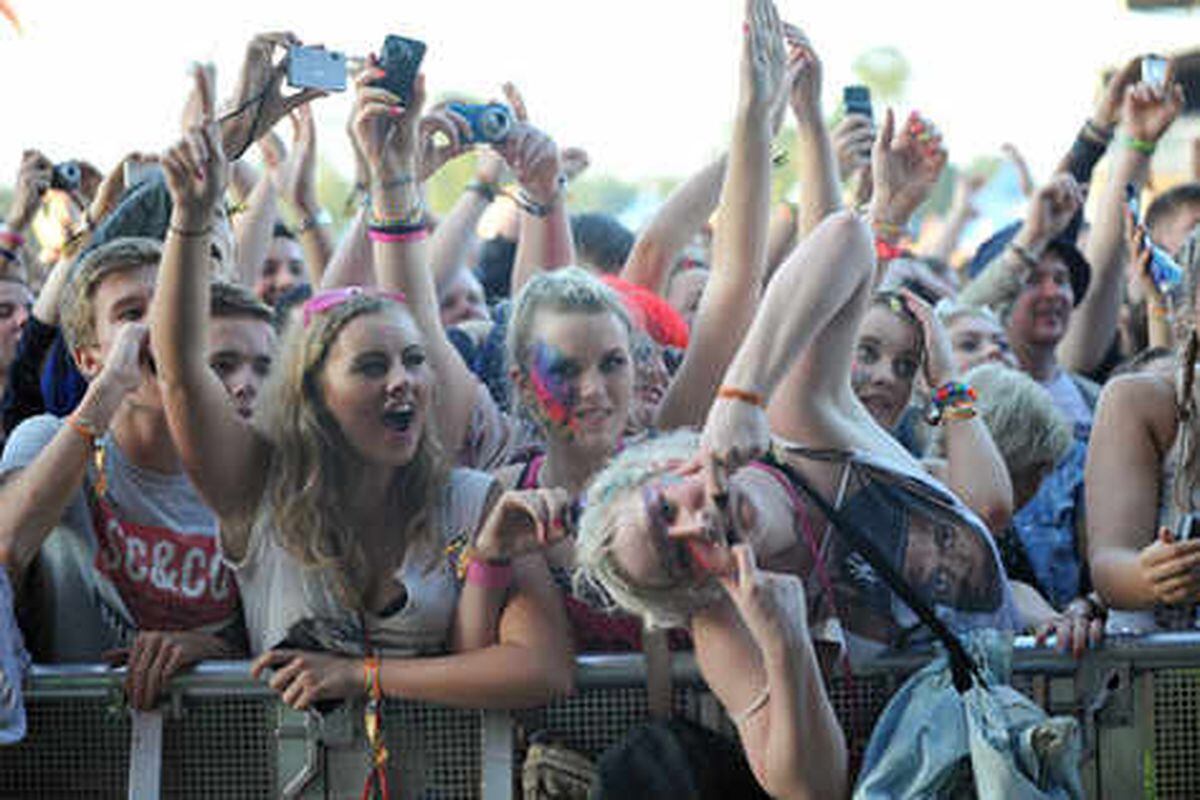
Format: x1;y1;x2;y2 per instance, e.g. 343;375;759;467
1060;68;1183;375
784;25;840;240
904;290;1013;533
621;156;727;294
429;130;502;287
352;68;488;457
151;67;269;549
275;106;334;284
655;0;785;429
957;174;1082;311
232;141;280;289
504;124;574;295
693;546;846;800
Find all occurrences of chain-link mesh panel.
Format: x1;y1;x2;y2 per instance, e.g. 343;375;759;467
380;699;483;799
1149;667;1200;799
0;695;130;799
162;696;275;799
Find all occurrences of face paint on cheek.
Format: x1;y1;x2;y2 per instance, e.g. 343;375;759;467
529;341;579;434
850;364;871;390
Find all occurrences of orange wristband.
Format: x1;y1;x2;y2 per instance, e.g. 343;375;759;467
717;386;766;408
66;414;101;446
363;654;382;700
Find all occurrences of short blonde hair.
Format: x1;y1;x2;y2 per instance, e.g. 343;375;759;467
930;363;1072;478
574;430;723;629
60;237;162;352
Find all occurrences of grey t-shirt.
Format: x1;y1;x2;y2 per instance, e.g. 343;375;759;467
0;415;237;660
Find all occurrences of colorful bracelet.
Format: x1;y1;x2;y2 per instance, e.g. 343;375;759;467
66;413;102;446
296;209;332;234
927;381;978;425
717;385;766;408
1123;135;1157;156
1149;303;1173;320
872;219;904;240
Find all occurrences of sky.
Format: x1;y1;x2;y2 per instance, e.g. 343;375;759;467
0;0;1196;190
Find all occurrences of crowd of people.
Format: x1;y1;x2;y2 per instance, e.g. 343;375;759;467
1;2;1198;796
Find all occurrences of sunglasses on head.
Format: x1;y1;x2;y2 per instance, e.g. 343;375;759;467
301;286;407;328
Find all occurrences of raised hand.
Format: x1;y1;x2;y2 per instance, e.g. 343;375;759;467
870;109;948;229
495;123;564;206
1122;61;1185;145
740;0;786;115
350;63;425;183
273;105;320;215
416;102;472;183
88;153;159;228
718;545;808;660
1015;173;1083;254
560;147;590;182
472;488;575;561
251;649;360;711
220;32;327;161
162;66;228;221
832;114;873;183
781;23;821;127
1093;57;1143;134
897;288;957;389
948;171;986;222
1000;143;1035;198
5;149;52;232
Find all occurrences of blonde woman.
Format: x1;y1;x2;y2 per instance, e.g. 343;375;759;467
150;66;571;796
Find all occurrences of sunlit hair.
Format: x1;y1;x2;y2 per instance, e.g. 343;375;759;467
505;266;633;413
935;299;1003;332
574;430;723;629
929;363;1071;480
60;237;162;352
254;295;448;608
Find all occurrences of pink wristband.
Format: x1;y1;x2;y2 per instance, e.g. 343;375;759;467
465;558;514;590
368;228;429;244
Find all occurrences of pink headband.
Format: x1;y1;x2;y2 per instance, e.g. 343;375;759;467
301;286;407;328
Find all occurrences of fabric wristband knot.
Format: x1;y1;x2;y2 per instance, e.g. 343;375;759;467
717;386;766;408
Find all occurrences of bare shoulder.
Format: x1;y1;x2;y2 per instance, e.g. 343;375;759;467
1097;373;1177;454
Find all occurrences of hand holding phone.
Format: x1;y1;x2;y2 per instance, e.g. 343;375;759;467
371;34;426;106
843;85;873;122
1142;55;1168;90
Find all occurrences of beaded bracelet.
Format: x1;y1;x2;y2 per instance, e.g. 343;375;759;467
368;227;428;245
927;381;978;425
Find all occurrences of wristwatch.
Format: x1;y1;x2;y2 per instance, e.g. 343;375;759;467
297;208;332;234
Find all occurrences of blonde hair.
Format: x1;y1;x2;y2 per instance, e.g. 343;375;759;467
929;363;1072;479
60;237;162;352
574;430;723;629
506;267;632;399
254;295;448;609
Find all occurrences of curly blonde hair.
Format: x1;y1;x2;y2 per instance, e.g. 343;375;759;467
574;430;723;629
253;295;449;609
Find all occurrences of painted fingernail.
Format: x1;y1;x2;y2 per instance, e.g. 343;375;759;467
389;107;403;117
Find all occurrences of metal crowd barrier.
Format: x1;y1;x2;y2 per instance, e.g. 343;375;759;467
3;633;1200;799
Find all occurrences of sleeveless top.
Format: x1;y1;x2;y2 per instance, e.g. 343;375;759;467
227;468;496;656
773;440;1021;666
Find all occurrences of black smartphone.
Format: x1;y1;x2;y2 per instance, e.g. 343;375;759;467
843;85;873;122
372;34;426;106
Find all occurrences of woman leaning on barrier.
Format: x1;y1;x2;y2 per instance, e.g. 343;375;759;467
149;54;572;798
1087;227;1200;631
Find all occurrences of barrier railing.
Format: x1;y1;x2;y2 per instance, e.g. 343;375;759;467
4;633;1200;798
